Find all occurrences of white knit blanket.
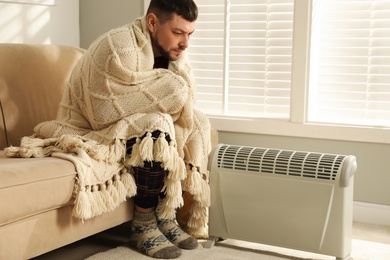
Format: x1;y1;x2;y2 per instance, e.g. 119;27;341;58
5;17;211;238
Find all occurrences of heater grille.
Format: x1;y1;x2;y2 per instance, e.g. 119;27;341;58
217;144;346;181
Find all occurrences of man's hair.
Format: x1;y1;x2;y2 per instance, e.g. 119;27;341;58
146;0;198;24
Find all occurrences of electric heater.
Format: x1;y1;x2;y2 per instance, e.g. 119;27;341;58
205;144;357;260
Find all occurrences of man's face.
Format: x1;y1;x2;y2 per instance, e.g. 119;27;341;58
148;13;195;61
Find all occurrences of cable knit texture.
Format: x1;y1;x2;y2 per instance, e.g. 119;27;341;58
5;16;211;238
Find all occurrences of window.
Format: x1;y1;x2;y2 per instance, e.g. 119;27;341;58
189;0;294;118
308;0;390;127
142;0;390;143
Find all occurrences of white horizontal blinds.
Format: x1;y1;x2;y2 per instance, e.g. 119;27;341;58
308;0;390;127
228;0;293;117
189;0;294;117
188;0;225;115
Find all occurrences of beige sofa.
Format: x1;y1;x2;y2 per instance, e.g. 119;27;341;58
0;44;218;259
0;44;133;260
0;44;134;259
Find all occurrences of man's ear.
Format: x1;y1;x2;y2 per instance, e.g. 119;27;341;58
146;13;158;32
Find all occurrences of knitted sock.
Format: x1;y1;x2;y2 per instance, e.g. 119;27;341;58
157;218;198;250
130;211;182;259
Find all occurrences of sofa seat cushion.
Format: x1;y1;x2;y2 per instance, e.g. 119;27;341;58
0;151;76;226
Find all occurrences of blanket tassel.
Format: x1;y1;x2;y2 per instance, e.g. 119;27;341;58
113;174;127;204
106;179;120;205
120;168;137;197
139;132;154;161
89;185;106;216
154;132;170;162
126;137;143;167
183;166;202;195
73;186;92;220
100;183;116;212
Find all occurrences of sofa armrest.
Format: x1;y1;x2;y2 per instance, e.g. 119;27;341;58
0;44;85;149
0;97;10;148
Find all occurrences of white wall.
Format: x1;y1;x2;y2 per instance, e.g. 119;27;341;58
79;0;143;49
0;0;79;47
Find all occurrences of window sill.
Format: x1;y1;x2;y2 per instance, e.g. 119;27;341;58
208;115;390;145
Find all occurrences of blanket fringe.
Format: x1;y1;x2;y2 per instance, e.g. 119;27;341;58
156;196;180;220
113;174;127;203
123;132;209;229
73;186;92;220
186;201;208;238
52;132;210;237
161;179;183;205
139;132;154;161
127;137;143;166
73;172;134;220
21;136;57;149
120;167;137;197
4;146;22;157
100;183;116;211
124;133;188;221
181;164;210;239
188;201;208;224
195;178;211;207
164;141;176;170
166;142;186;180
106;179;119;206
88;185;106;216
154;132;170;162
4;136;57;158
183;166;202;195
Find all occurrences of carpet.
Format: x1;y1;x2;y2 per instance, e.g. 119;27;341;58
85;237;390;260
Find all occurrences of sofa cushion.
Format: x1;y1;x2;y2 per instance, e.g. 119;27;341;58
0;44;85;149
0;151;76;226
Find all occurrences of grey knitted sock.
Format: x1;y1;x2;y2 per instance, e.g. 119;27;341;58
157;218;198;250
130;211;182;259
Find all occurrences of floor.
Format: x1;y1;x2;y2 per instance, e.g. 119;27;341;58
31;222;132;260
32;221;390;260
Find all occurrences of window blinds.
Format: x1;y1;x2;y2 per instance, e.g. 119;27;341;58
188;0;294;118
308;0;390;127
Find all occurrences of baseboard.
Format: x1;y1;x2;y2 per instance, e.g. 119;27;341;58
353;201;390;226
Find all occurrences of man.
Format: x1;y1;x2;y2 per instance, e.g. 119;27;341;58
126;1;207;259
6;0;211;259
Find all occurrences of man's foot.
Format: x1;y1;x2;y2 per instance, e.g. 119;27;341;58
130;211;181;259
157;218;198;250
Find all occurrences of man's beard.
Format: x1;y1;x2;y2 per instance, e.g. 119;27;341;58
155;39;172;60
152;30;183;61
